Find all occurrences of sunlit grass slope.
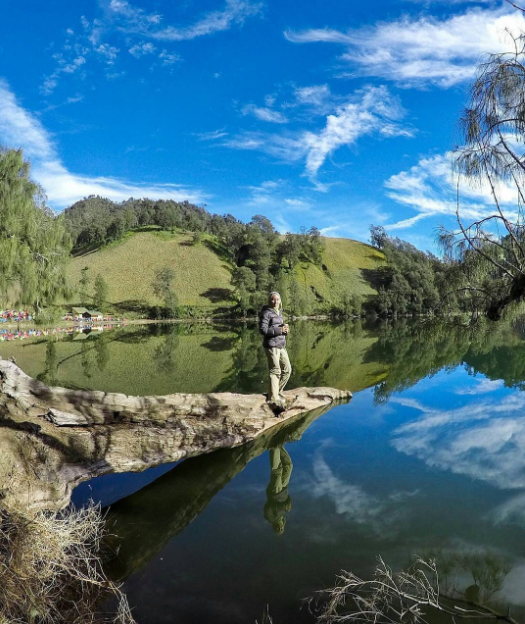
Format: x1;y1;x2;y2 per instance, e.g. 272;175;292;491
66;231;385;313
294;237;385;304
68;231;235;312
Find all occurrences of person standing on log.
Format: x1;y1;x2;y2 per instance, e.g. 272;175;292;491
259;291;292;413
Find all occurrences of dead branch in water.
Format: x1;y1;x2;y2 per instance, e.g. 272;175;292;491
312;557;518;624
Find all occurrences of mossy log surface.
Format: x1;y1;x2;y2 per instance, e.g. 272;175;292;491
0;359;351;513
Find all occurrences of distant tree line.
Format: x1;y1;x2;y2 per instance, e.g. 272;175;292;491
368;225;498;319
63;196;325;316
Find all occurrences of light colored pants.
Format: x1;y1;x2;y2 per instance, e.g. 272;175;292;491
265;347;292;404
268;446;293;493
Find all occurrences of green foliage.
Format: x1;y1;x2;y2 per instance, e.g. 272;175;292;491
369;225;387;250
0;148;71;310
152;267;179;318
93;274;109;311
191;230;203;246
79;266;91;307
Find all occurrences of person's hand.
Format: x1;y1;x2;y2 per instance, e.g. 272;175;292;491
282;324;290;335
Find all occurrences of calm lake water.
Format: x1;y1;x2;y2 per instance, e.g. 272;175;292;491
3;319;525;623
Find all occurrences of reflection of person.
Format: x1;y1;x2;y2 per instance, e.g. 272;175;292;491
264;445;293;534
259;292;292;412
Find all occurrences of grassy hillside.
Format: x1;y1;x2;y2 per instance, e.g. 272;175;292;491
68;231;235;314
294;236;384;304
67;230;385;315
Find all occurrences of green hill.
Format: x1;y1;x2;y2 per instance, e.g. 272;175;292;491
67;230;384;315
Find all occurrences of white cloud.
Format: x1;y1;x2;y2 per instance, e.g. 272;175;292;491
0;79;204;209
284;198;310;208
128;41;156;57
195;128;229;141
228;85;412;185
285;7;525;88
383;151;520;230
293;84;332;111
109;0;263;41
455;378;504;395
241;104;289;124
244;179;284;204
309;448;417;533
158;49;181;65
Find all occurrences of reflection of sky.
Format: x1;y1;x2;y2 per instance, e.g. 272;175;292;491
96;361;525;621
390;373;525;491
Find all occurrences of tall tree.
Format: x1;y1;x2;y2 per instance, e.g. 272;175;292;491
79;267;91;307
442;20;525;320
0;148;71;311
93;274;109;310
152;267;179;318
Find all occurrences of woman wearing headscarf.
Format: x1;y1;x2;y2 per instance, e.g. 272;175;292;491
259;291;292;412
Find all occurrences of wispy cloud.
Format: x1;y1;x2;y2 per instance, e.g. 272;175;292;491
128;41;156;57
0;79;204;209
285;7;525;88
241;104;288;124
108;0;263;41
195;128;229;141
383;151;519;230
227;85;412;187
309;446;417;534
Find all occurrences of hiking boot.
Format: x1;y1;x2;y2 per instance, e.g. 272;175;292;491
270;401;286;417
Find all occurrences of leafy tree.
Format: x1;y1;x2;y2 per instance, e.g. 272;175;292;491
152;267;179;318
79;267;91;307
191;230;203;245
231;267;256;316
370;225;387;250
0;148;71;311
93;274;109;310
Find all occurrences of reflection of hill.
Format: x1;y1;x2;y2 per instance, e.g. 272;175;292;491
215;320;388;395
104;406;329;582
0;325;233;395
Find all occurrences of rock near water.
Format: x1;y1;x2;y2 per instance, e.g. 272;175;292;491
0;358;352;513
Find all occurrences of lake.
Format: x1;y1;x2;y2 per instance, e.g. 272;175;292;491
2;318;525;624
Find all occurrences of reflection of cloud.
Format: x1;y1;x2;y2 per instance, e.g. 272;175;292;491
455;379;504;395
391;393;525;490
309;448;417;533
491;492;525;525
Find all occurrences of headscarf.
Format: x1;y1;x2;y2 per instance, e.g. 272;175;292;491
268;291;282;311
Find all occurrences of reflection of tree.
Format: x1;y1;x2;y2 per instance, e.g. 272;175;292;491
417;548;512;604
36;341;58;386
81;339;97;379
364;319;525;404
154;327;180;374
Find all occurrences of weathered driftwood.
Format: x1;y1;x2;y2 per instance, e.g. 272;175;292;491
0;359;352;513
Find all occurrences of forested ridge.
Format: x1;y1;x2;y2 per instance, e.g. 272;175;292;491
1;144;523;322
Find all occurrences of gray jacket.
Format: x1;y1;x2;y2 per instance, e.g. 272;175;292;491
259;306;286;349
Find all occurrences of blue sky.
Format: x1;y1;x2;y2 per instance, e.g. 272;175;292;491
1;0;524;250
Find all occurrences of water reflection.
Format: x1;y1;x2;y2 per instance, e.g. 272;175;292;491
6;318;525;621
103;405;330;582
264;445;293;535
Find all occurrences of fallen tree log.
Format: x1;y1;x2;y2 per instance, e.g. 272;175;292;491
0;358;352;513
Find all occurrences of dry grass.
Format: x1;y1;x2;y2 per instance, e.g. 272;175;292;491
0;503;135;624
